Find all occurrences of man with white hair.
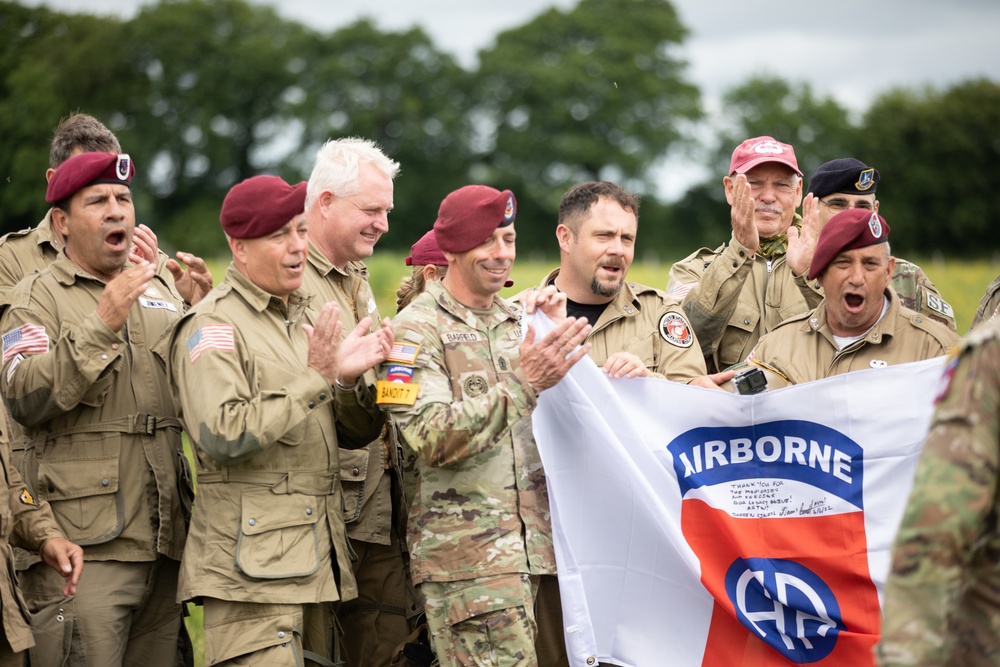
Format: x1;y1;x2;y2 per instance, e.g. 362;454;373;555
301;138;417;666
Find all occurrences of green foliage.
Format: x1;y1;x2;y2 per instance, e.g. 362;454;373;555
473;0;702;251
288;19;476;252
714;75;862;179
858;79;1000;255
0;2;133;232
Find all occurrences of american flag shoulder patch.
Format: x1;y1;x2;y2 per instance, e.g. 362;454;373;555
187;323;235;363
2;323;49;363
387;342;420;365
668;282;695;300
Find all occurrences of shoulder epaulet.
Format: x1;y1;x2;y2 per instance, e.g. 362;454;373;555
5;271;46;310
0;227;36;245
902;308;959;348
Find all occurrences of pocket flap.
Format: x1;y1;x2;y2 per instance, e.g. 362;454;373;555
241;489;320;536
39;454;119;501
339;447;370;482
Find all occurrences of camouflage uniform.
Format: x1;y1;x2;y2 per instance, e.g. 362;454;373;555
667;225;824;373
748;287;958;386
891;258;956;331
301;243;417;666
971;273;1000;331
377;280;552;667
877;318;1000;666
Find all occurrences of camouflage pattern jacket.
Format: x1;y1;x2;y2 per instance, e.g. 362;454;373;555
877;319;1000;666
891;258;956;331
377;281;554;585
168;265;382;604
971;273;1000;331
748;287;959;386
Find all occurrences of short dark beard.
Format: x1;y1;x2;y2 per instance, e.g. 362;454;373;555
591;276;622;298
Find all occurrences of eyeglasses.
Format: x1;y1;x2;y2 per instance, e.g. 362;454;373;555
818;198;875;213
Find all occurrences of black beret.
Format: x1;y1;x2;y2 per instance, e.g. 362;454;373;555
807;158;879;199
809;209;891;280
46;152;134;203
220;176;307;239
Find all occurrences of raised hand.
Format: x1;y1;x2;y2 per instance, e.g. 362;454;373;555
97;260;156;332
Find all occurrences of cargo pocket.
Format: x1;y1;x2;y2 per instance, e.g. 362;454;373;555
442;574;530;627
339;448;369;524
37;436;123;545
235;489;321;579
203;602;303;666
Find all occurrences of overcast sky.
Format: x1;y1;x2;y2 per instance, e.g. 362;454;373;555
19;0;1000;197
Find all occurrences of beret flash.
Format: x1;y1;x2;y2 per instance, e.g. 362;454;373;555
729;136;802;177
433;185;516;254
220;176;307;239
808;209;891;280
807;158;879;198
405;230;447;267
46;152;134;204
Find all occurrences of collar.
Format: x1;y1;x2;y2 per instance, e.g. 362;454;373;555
754;213;803;260
806;287;901;346
224;263;313;314
426;280;518;330
305;241;369;280
540;267;642;317
38;210;65;251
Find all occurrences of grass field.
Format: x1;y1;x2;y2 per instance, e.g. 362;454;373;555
184;252;998;664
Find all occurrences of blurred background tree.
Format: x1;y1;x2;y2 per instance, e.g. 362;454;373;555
1;0;998;261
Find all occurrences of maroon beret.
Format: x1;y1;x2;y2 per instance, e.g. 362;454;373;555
405;230;447;267
46;152;134;203
433;185;516;254
220;176;307;239
808;209;891;280
729;136;801;177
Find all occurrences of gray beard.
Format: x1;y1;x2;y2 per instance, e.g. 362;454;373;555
591;276;623;298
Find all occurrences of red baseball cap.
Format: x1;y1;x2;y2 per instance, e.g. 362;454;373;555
808;209;890;280
46;152;135;203
729;136;802;177
220;176;307;239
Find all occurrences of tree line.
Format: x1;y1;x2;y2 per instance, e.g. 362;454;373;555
2;0;998;259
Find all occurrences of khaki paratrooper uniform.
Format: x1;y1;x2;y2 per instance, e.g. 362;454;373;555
168;265;383;665
748;288;959;386
0;253;190;666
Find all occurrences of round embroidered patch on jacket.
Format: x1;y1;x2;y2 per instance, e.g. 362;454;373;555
659;312;694;348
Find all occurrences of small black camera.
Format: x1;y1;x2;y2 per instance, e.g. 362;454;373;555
733;366;768;395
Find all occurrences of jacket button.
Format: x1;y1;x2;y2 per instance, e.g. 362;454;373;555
732;260;739;268
308;401;316;409
352;467;360;476
306;508;313;516
248;519;256;526
743;319;750;325
111;343;119;350
100;354;109;360
319;393;327;401
278;631;286;639
101;479;110;487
